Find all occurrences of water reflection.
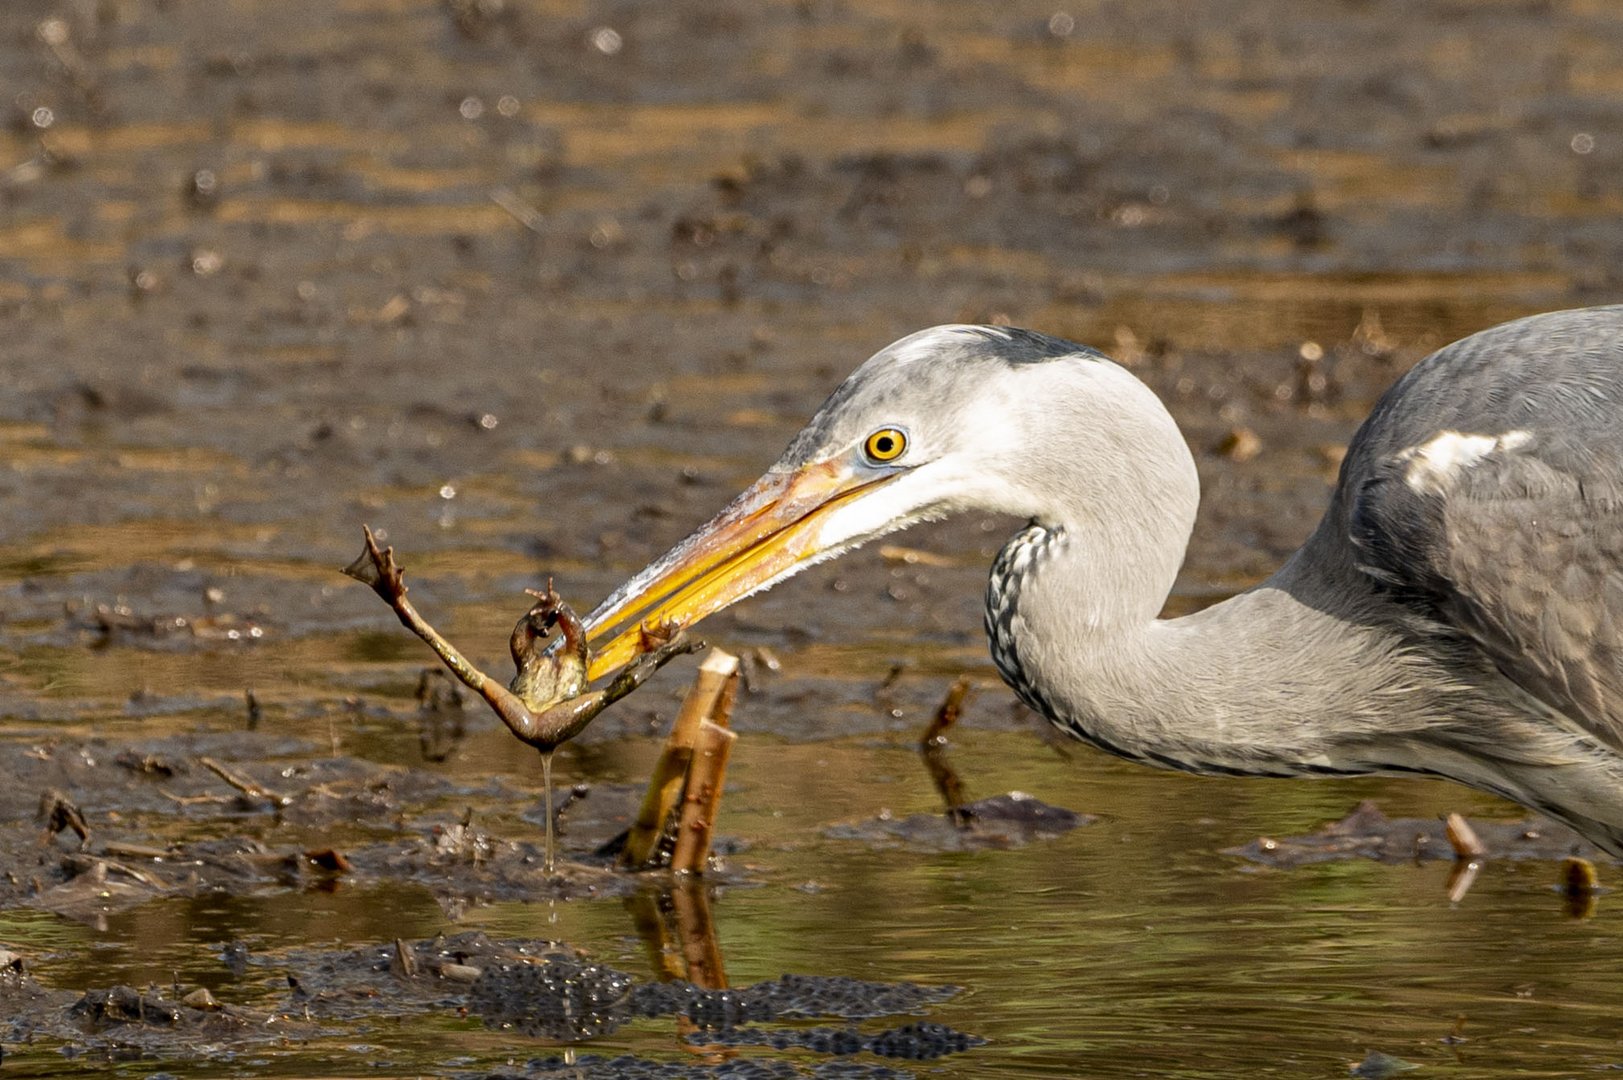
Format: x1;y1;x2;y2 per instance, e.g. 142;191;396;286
625;879;727;989
2;728;1618;1078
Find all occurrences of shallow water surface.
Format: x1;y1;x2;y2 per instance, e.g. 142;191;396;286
3;727;1619;1077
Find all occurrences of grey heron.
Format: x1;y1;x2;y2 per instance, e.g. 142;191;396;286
572;307;1623;855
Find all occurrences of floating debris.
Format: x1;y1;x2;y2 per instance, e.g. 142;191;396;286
65;599;265;646
828;791;1090;851
1214;426;1262;462
1229;801;1607;867
37;789;89;849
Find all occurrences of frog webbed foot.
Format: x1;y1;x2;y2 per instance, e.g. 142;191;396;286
343;524;407;603
600;624;704;703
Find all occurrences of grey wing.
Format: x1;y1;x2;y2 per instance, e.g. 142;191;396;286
1345;308;1623;747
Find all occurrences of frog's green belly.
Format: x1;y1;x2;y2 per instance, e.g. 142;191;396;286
510;656;587;714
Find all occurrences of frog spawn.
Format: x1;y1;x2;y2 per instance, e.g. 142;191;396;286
470;956;982;1061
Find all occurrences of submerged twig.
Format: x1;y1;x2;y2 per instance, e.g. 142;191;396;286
416;668;467;764
921;677;975;828
199;757;292;808
391;938;419;979
94;857;167;890
490;187;544;234
99;841;175;861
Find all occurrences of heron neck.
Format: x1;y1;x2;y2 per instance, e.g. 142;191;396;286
989;525;1412;776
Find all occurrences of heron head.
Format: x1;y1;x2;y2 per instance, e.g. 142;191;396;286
578;325;1189;678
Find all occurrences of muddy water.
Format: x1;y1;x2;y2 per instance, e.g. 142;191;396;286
4;0;1623;1075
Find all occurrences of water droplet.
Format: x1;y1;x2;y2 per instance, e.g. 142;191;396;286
190;168;218;198
589;26;622;54
1112;204;1146;227
36;19;68;46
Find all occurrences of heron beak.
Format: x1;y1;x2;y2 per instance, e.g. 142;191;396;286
581;461;895;680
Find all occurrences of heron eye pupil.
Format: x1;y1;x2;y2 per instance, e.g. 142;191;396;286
875;436;893;453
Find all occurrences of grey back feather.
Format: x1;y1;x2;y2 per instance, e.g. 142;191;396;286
1341;306;1623;749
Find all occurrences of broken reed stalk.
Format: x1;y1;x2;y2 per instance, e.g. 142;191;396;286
1441;812;1487;903
670;719;739;875
621;649;740;869
1443;812;1487;859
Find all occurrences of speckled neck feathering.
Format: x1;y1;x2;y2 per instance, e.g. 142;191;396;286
584;308;1623;855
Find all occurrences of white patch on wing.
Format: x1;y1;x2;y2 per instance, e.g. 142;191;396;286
1400;429;1532;495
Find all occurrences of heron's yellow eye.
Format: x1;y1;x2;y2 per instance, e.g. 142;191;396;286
863;427;908;463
